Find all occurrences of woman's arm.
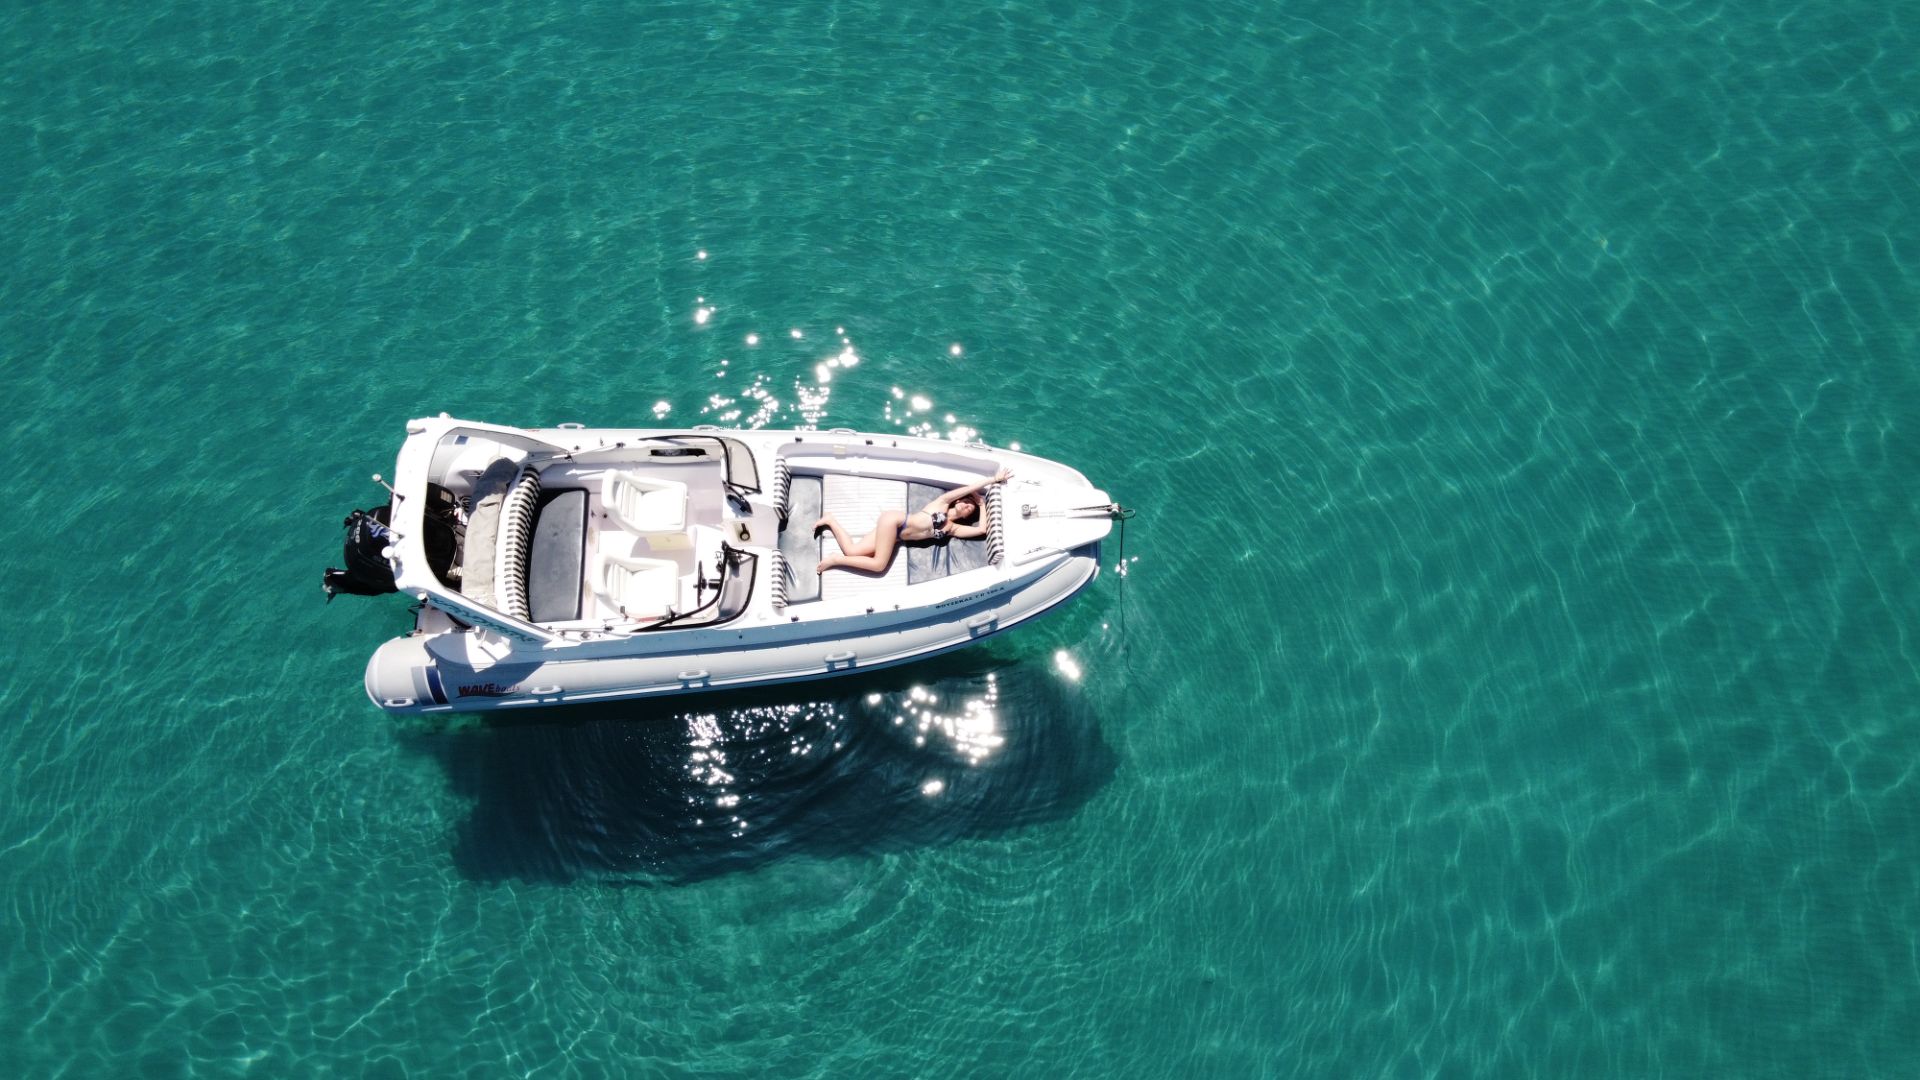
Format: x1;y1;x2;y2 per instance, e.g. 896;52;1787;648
930;467;1012;511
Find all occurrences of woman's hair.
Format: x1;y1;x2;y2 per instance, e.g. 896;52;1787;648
951;493;982;520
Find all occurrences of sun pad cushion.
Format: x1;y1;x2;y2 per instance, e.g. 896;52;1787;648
906;483;992;583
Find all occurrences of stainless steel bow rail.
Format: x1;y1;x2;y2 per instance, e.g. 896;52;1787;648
1018;502;1135;521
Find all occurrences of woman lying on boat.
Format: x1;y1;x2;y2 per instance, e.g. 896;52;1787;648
815;468;1012;574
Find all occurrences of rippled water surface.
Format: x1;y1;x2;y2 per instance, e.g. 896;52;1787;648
4;0;1917;1076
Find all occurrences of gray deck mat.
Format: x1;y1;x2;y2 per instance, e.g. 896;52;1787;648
528;489;587;623
906;483;993;583
777;474;823;603
779;475;993;603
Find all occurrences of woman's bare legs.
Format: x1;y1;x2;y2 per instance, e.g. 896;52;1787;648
812;511;870;556
816;510;904;573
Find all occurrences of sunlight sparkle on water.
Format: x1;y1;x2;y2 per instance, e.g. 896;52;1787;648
796;380;830;427
1054;650;1083;682
664;282;972;436
896;675;1003;765
703;373;782;427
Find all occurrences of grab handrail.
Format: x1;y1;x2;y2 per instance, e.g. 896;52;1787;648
497;465;542;619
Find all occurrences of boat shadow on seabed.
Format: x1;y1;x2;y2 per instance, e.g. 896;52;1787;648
396;648;1118;885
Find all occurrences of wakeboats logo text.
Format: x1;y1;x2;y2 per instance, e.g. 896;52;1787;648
457;682;519;698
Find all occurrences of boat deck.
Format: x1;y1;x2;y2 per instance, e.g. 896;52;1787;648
783;474;995;605
817;474;912;599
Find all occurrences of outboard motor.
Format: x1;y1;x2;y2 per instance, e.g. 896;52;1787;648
323;506;399;601
323;483;465;602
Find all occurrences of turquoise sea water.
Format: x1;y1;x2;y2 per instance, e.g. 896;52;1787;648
4;0;1917;1075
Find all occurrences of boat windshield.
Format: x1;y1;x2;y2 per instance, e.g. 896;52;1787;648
566;434;761;499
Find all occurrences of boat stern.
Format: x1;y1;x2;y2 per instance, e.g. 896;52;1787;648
365;636;439;712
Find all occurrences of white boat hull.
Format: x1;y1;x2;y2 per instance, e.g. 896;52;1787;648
339;418;1115;715
365;551;1098;711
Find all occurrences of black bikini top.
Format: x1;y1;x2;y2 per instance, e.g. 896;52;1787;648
929;511;949;540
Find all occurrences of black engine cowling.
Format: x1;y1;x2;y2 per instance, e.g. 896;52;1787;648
323;485;465;602
322;506;399;600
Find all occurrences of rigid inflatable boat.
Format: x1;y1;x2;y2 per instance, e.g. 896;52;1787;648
325;416;1118;713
